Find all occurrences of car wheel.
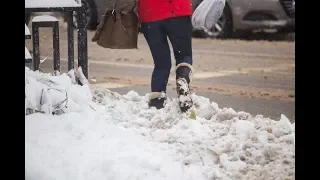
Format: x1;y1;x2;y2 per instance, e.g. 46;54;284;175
73;0;98;30
203;5;233;39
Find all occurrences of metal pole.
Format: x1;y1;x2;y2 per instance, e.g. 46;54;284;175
67;12;74;71
82;6;88;79
77;5;88;81
32;23;40;71
52;21;60;73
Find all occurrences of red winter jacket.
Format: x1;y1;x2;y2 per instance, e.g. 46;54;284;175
138;0;192;23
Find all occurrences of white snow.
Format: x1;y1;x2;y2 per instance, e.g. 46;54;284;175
25;67;295;180
272;114;294;138
32;15;58;22
25;47;32;59
67;69;77;84
77;67;89;85
25;0;81;8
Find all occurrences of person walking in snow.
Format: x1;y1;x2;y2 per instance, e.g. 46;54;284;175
138;0;194;112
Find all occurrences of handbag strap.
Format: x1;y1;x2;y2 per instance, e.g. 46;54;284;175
111;0;119;14
112;0;137;14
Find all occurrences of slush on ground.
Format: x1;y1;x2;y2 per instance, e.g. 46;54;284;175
25;68;295;180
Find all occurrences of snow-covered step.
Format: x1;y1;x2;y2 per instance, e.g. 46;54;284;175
25;23;31;39
25;47;32;63
32;15;58;22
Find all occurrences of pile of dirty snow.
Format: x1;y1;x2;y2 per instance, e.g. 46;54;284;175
25;68;295;180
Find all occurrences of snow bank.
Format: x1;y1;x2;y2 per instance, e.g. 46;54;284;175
25;68;295;180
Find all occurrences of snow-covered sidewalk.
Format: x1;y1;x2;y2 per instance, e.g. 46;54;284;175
25;67;295;180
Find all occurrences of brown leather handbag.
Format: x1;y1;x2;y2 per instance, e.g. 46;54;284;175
92;0;139;49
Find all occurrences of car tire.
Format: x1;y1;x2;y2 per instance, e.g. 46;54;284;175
73;0;98;30
202;5;233;39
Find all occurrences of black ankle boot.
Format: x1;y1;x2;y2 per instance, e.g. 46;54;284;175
148;92;166;109
176;65;193;112
149;98;166;109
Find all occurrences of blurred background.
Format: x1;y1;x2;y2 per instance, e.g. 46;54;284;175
25;0;295;41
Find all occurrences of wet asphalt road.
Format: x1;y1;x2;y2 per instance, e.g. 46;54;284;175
25;25;295;121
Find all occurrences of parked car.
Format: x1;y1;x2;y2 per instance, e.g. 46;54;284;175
26;0;295;38
192;0;295;38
